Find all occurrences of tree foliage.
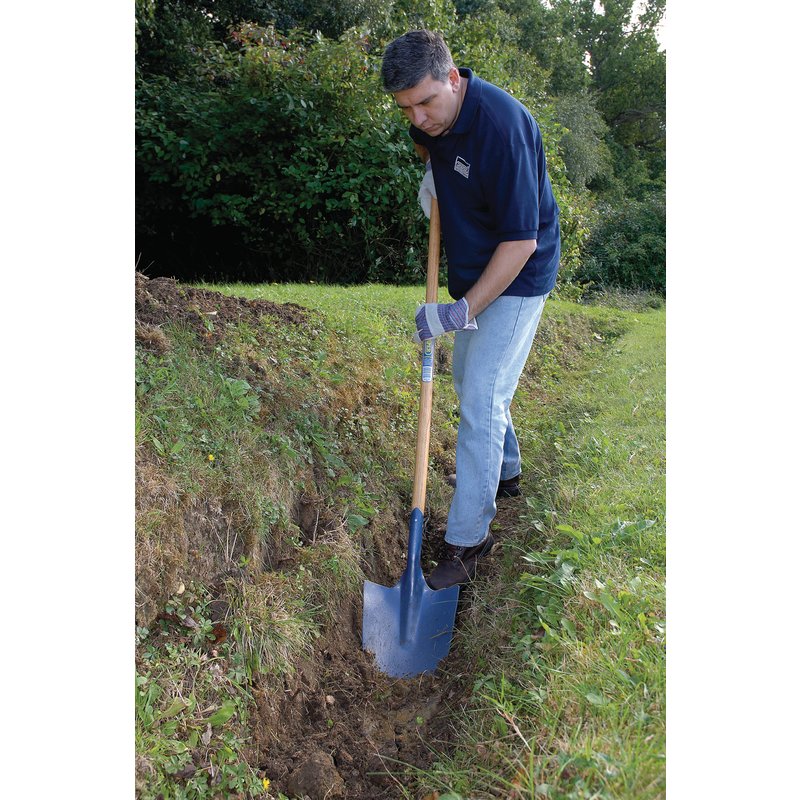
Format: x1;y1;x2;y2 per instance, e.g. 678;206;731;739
554;91;612;189
558;0;666;193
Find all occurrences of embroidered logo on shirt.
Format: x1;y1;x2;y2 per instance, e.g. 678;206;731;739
454;156;471;179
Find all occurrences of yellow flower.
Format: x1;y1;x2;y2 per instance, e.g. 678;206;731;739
262;778;271;791
207;454;215;462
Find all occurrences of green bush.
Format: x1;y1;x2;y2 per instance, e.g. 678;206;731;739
554;92;613;190
576;193;666;294
136;25;429;283
135;2;612;288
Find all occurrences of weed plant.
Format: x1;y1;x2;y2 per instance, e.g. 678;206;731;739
135;585;265;799
224;573;320;677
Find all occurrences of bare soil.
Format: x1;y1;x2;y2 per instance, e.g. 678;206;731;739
135;274;522;799
136;272;309;333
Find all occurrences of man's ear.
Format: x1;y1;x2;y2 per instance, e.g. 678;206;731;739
448;66;460;91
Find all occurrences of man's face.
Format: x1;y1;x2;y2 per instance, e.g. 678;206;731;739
393;67;461;137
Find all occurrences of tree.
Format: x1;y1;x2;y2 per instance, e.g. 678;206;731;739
554;91;613;189
561;0;666;188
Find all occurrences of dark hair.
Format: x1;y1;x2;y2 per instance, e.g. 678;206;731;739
381;30;455;92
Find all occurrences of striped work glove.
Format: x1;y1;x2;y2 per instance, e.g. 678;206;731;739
413;297;478;343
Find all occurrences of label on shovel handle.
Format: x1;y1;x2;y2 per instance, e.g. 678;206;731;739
421;340;434;383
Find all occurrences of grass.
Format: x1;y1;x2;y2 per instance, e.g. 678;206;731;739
415;306;666;799
135;279;665;799
135;281;437;797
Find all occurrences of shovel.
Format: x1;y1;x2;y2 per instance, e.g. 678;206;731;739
362;198;460;678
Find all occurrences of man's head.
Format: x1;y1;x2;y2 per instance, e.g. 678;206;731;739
381;29;454;92
381;30;463;137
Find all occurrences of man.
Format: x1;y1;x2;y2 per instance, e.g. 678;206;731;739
381;30;560;590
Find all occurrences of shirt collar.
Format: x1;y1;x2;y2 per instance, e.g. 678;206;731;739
449;68;480;135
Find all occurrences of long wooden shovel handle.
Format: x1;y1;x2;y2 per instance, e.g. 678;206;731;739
411;198;440;512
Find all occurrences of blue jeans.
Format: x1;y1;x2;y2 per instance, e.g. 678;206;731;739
447;293;548;547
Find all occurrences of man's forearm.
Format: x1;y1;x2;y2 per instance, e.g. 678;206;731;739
463;239;537;318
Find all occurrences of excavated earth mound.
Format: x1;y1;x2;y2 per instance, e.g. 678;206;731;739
135;272;309;346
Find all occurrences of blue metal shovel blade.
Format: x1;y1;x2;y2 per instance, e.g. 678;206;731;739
362;509;460;677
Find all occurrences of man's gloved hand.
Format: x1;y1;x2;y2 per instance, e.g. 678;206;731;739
418;161;437;219
413;297;478;343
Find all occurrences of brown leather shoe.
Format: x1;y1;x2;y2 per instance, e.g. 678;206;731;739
426;532;496;590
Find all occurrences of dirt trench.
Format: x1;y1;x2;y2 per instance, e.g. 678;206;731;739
245;505;511;800
250;536;457;800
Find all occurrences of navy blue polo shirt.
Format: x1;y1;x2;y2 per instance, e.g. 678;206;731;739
409;68;560;300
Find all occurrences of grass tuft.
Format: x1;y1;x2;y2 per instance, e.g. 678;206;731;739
224;573;320;677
